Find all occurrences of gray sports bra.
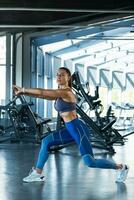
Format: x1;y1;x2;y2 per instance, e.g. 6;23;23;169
54;97;76;113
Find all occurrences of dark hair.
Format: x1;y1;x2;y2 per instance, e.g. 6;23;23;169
59;67;72;88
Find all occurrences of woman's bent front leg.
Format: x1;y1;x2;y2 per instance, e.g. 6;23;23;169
36;127;74;169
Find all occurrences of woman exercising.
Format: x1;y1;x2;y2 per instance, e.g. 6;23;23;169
13;67;129;183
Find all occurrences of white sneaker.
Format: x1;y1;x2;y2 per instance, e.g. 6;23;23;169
116;164;129;183
23;168;45;183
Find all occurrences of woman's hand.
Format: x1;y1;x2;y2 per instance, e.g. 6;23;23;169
13;85;23;96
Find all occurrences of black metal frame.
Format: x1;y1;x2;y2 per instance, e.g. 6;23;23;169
0;95;51;143
71;71;134;153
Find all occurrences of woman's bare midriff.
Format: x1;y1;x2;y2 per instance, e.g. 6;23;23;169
60;110;77;122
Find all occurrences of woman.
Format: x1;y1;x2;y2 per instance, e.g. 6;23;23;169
13;67;129;183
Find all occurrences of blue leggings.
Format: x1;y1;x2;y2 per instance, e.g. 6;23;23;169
36;118;116;169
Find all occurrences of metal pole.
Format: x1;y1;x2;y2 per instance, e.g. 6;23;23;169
0;7;133;14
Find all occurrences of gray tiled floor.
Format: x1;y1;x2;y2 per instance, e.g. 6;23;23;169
0;132;134;200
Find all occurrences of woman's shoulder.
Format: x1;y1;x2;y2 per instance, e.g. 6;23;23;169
58;87;72;93
57;87;76;101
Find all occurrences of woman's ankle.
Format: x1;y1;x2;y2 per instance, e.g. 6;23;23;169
116;164;123;170
36;168;43;174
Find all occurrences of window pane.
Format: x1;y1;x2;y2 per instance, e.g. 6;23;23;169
0;36;6;64
0;66;6;104
99;87;108;117
0;36;6;104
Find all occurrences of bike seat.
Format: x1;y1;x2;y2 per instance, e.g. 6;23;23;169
93;100;101;108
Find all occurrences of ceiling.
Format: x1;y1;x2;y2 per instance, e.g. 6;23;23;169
0;0;134;33
0;1;134;87
31;14;134;74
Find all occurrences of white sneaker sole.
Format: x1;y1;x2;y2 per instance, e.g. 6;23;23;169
23;176;45;183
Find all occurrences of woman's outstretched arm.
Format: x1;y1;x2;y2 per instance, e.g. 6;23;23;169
13;85;72;100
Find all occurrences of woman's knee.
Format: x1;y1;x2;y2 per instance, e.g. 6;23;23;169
82;154;96;168
41;135;52;150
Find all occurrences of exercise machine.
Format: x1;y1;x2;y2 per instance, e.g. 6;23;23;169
0;95;51;143
111;102;134;130
71;71;134;153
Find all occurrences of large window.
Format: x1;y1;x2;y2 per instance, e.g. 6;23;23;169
0;36;6;105
121;89;134;118
99;87;109;117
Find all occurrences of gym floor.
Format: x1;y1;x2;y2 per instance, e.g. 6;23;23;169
0;131;133;200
